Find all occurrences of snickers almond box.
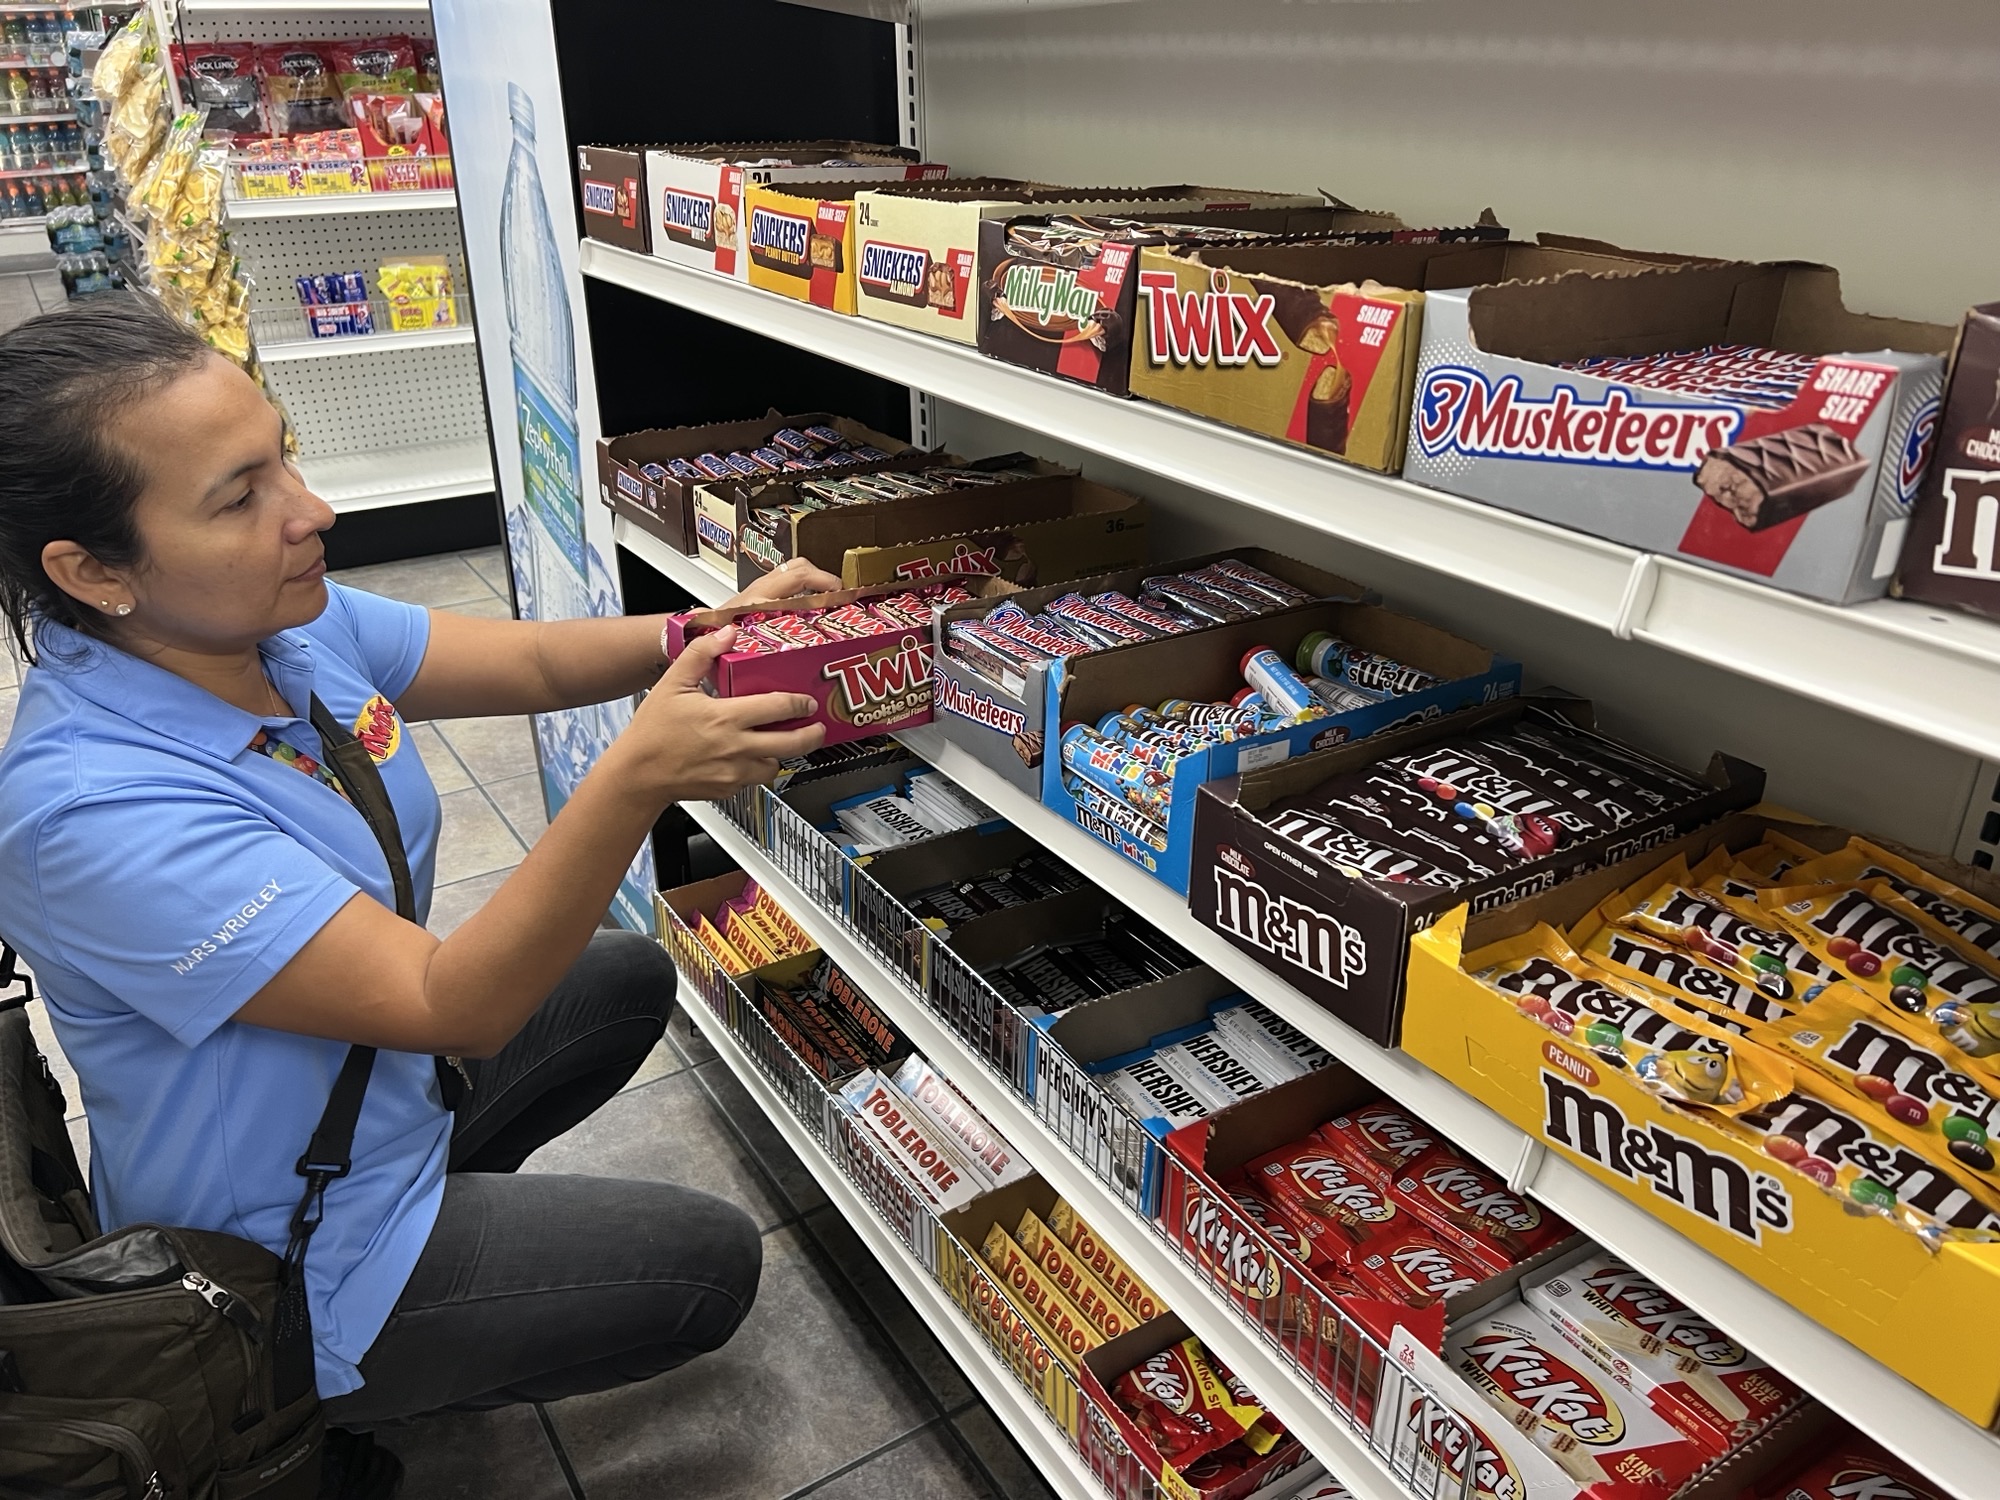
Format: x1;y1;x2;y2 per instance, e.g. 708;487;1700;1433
1896;302;2000;620
1404;260;1952;605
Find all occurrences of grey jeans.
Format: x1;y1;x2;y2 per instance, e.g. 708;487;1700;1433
323;930;763;1427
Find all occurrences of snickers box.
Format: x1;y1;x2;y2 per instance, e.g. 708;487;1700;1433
719;467;1138;590
1398;809;2000;1426
576;145;649;254
976;193;1370;397
640;141;945;279
594;409;912;555
853;184;1319;346
1132;239;1671;477
929;548;1370;800
664;581;963;748
1187;698;1763;1045
1896;302;2000;620
1044;599;1522;895
1403;260;1953;605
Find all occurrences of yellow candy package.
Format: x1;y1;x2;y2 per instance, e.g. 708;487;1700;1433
1601;857;1836;1007
1466;924;1791;1116
1765;984;2000;1203
719;907;777;969
1784;837;2000;967
1574;911;1806;1030
374;259;455;332
1730;1067;2000;1246
694;915;750;976
1760;879;2000;1066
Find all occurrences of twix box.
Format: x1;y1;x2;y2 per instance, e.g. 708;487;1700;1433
664;580;973;746
1523;1251;1802;1454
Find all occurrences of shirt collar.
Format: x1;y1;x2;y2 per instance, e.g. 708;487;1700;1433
33;617;320;760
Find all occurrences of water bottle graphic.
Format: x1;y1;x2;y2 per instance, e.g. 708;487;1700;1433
499;82;587;632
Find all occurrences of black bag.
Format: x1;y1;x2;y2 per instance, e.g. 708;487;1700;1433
0;695;430;1499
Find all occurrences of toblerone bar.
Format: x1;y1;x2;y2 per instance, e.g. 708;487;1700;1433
1046;1197;1163;1324
721;907;778;967
744;885;815;956
980;1224;1102;1373
1014;1208;1134;1342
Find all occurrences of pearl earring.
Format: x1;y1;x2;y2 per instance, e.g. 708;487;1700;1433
114;604;132;617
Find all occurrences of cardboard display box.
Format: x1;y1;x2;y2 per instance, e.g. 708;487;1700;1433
708;469;1147;591
1129;240;1674;476
1896;302;2000;620
852;185;1327;345
583;141;946;273
595;409;914;555
978;203;1503;398
927;548;1372;799
1043;600;1524;894
665;582;961;748
848;821;1051;982
1186;698;1764;1045
1398;810;2000;1426
1402;260;1954;605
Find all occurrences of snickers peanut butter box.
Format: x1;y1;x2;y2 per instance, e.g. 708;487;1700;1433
1404;260;1952;605
1896;303;2000;621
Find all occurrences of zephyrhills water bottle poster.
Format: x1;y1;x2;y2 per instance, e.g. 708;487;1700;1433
429;7;654;933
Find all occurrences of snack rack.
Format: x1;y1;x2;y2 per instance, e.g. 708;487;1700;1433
0;2;140;260
428;3;2000;1498
163;0;491;513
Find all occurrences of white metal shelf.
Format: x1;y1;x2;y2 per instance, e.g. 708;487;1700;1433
681;798;1408;1500
581;239;2000;768
227;189;458;220
671;933;1112;1500
258;322;475;362
298;437;492;513
615;526;1999;1497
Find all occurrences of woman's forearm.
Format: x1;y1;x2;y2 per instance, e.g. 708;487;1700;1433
530;612;672;709
419;735;665;1054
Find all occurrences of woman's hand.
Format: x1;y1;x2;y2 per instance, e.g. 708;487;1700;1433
619;626;825;804
722;556;843;610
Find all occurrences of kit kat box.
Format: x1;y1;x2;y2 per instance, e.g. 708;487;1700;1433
1895;302;2000;620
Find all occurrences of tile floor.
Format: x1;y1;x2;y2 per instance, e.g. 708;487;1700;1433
13;541;1052;1498
0;267;64;334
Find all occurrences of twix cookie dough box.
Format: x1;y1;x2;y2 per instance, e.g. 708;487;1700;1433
1896;302;2000;620
1404;260;1952;605
643;141;945;278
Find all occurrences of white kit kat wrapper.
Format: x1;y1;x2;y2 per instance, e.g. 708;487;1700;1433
1376;1323;1581;1500
891;1054;1032;1190
838;1071;985;1212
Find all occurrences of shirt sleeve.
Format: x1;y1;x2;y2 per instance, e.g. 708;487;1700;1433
33;791;362;1048
318;581;433;703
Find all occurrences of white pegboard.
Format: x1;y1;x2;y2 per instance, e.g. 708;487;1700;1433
266;338;486;457
171;10;432;44
227;204;465;313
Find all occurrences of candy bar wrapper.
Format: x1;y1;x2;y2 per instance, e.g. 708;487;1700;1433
1152;1040;1254;1114
1523;1253;1802;1455
1375;1324;1581;1500
1282;1479;1356;1500
777;981;875;1077
1388;1145;1574;1274
814;960;902;1067
1603;858;1833;1006
1046;1197;1163;1323
978;1224;1101;1374
1759;879;2000;1068
744;884;816;958
695;914;752;976
1445;1300;1707;1500
1246;1138;1399;1256
1347;1221;1489;1309
838;1071;985;1209
1014;1208;1135;1342
720;907;779;969
758;989;856;1085
1764;1441;1953;1500
1469;925;1794;1117
1160;1027;1289;1106
1784;836;2000;967
1578;916;1802;1029
890;1054;1029;1190
1756;982;2000;1212
1103;1052;1212;1132
1112;1336;1265;1471
1206;1003;1317;1083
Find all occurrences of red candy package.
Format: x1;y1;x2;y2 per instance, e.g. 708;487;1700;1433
1226;1180;1355;1287
1246;1137;1401;1255
1388;1145;1573;1273
1112;1336;1264;1471
1315;1100;1444;1181
1348;1222;1488;1309
1756;1440;1948;1500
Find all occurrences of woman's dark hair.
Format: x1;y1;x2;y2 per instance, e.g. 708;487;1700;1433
0;294;214;664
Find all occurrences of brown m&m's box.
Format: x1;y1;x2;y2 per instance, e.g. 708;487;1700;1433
1896;302;2000;620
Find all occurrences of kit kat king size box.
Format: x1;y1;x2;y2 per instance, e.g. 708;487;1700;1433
1403;260;1952;604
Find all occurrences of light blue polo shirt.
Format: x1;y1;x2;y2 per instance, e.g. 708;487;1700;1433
0;582;451;1398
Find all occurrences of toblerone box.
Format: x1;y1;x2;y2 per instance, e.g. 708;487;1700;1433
1523;1249;1802;1455
980;1224;1104;1374
841;1071;985;1211
1015;1208;1136;1342
1046;1195;1164;1325
1400;808;2000;1425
